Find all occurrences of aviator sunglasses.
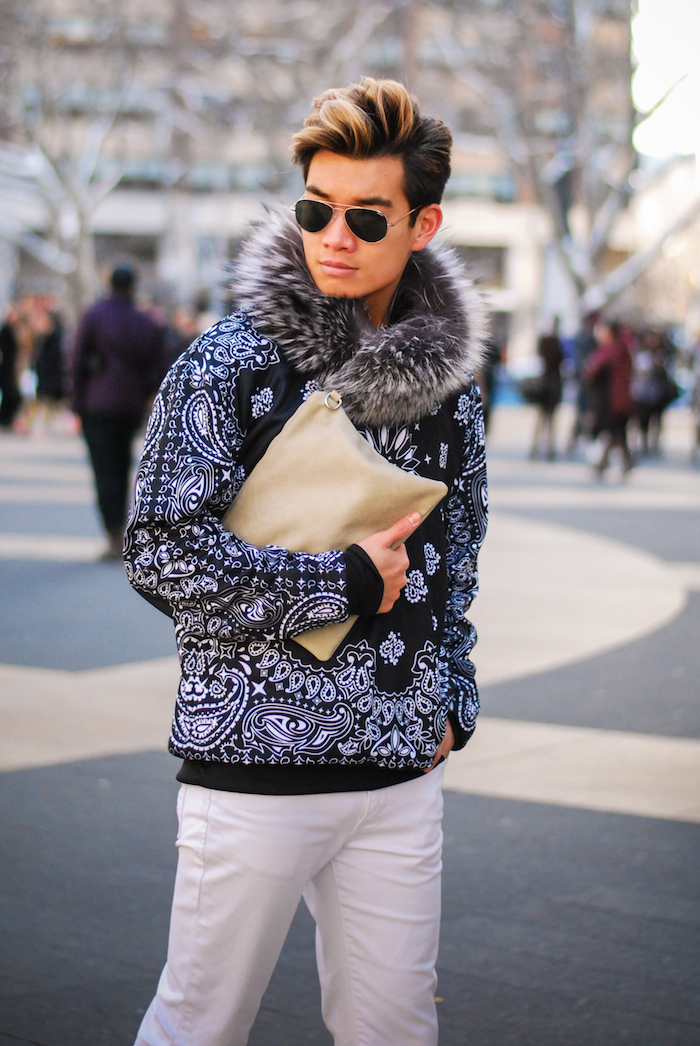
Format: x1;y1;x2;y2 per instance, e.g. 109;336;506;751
292;198;419;243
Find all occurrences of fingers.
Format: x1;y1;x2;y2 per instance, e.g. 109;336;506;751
391;540;409;568
424;719;456;772
356;512;420;615
380;511;422;549
375;546;410;614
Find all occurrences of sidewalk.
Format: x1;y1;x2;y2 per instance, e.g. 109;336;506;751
0;405;698;1044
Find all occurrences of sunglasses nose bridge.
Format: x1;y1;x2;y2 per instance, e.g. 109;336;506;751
322;205;355;242
328;205;346;229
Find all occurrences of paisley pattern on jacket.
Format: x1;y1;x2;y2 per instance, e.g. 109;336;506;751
124;218;488;768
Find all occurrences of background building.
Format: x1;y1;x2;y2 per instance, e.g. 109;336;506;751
4;0;688;365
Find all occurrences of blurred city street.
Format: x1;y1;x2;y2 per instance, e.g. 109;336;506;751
1;402;698;1046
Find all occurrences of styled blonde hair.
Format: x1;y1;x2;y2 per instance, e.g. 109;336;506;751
292;78;452;218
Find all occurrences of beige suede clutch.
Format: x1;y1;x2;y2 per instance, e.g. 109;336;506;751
222;390;448;661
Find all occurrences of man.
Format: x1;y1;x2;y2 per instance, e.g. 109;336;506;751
71;264;165;559
125;77;487;1045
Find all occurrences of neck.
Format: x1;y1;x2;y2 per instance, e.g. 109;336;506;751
363;281;401;328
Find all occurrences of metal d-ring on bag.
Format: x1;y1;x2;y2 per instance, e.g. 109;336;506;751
222;390;448;662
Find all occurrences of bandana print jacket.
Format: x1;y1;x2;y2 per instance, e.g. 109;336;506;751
124;213;489;770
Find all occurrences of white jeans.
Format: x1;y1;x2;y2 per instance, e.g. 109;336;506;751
134;765;445;1046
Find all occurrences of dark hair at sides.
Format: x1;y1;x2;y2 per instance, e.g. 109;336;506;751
292;78;452;221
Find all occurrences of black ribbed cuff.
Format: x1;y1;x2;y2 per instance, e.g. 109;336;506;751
344;543;384;617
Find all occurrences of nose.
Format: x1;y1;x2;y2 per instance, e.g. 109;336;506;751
321;208;355;250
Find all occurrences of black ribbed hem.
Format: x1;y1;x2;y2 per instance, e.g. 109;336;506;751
176;758;426;795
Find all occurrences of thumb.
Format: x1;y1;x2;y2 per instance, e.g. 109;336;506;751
380;511;422;549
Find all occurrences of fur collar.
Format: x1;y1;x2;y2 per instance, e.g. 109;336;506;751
232;211;488;427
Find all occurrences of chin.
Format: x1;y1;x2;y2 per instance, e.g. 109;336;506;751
311;272;361;300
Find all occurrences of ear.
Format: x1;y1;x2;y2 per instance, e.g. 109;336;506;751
411;204;443;252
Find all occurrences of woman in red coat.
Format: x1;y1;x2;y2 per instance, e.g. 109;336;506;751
585;321;634;476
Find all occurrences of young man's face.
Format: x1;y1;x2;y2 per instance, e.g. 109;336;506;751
299;150;442;327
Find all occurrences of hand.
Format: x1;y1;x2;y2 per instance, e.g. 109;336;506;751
425;718;455;772
357;512;422;614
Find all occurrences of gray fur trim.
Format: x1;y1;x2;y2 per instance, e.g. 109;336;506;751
231;211;489;427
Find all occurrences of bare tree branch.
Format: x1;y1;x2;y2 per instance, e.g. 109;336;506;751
634;73;688;128
0;214;75;274
581;194;700;313
427;0;674;319
318;0;395;86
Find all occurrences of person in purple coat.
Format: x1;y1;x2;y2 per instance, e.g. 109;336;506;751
71;264;166;559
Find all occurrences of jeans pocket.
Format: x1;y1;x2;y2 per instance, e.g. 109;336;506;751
176;783;211;860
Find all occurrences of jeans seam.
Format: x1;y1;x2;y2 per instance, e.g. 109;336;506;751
326;856;365;1046
177;786;213;1044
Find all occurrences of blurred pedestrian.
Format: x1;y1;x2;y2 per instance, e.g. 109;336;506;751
192;286;220;334
585;320;634;478
631;330;679;457
71;264;166;560
15;298;69;436
33;302;67;432
3;297;52;434
475;337;501;434
691;341;700;464
165;304;199;369
566;312;598;455
529;318;564;460
160;292;223;373
0;304;22;428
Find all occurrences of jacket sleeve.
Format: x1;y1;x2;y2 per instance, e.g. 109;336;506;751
439;383;488;750
124;334;351;643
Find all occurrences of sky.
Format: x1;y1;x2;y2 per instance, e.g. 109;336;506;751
632;0;700;158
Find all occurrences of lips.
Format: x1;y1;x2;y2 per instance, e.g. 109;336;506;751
319;259;357;275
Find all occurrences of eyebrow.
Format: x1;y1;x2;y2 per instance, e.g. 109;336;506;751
305;184;393;209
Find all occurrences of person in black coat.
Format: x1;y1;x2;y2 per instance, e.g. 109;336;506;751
71;265;166;559
530;319;565;460
0;305;22;428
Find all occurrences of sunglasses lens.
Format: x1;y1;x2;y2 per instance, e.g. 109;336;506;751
294;200;389;242
295;200;332;233
345;208;387;242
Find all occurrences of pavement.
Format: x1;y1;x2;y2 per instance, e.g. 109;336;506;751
0;403;699;1045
